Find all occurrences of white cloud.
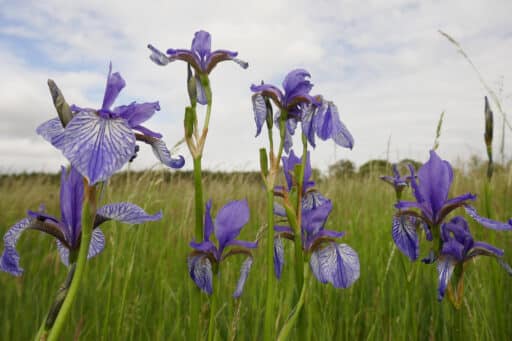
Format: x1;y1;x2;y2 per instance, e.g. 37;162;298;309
0;0;511;174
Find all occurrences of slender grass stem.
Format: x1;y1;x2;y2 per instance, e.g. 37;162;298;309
46;183;97;341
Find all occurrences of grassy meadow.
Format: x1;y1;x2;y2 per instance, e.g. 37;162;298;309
1;165;512;340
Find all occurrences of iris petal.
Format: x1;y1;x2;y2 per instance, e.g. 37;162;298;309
274;237;285;279
392;215;419;261
233;257;253;298
464;205;512;230
252;93;267;137
56;228;106;266
310;242;360;288
96;203;162;225
437;255;456;301
187;254;213;295
214;200;250;250
0;218;32;276
58;111;135;184
144;137;185;169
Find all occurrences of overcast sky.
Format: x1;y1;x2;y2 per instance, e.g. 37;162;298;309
1;0;511;174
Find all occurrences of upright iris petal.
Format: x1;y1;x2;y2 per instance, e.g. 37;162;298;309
37;63;184;184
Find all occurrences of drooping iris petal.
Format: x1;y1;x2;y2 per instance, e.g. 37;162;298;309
0;218;32;276
148;44;171;66
301;103;317;147
36;118;66;149
61;230;105;266
392;215;419;261
274;236;285;279
59;166;84;247
252;93;267;137
102;63;126;110
187;254;213;295
214;200;250;249
195;74;208;105
58;111;136;184
233;257;253;298
56;228;106;266
417;150;453;219
464;205;512;230
314;101;354;149
302;191;328;211
437;255;456;301
96;203;162;225
145;138;185;169
310;242;360;288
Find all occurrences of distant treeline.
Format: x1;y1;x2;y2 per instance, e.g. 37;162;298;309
1;155;509;185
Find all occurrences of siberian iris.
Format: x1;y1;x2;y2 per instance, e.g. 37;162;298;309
0;166;162;276
251;69;353;152
37;63;184;185
393;150;512;261
148;30;248;105
437;216;512;301
188;200;257;298
273;150;359;287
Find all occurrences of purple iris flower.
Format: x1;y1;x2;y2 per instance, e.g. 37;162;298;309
0;166;162;276
437;216;512;301
148;30;248;105
380;164;409;194
393;150;512;261
251;70;353;152
274;150;328;217
274;198;360;288
188;200;257;298
37;63;184;185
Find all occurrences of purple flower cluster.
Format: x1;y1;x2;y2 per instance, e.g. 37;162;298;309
251;69;354;152
386;150;512;301
273;150;360;288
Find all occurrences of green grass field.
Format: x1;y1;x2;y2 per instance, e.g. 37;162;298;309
1;167;511;340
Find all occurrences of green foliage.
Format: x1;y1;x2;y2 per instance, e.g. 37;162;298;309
358;159;392;177
1;169;511;340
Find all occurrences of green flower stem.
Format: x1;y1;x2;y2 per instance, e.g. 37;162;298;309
263;188;277;341
277;263;309;341
193;156;205;241
208;273;219;341
46;183;97;341
263;113;287;341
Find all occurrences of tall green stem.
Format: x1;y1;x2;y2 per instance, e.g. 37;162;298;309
193;157;205;241
46;184;97;341
277;263;309;341
208;273;219;341
263;188;276;341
